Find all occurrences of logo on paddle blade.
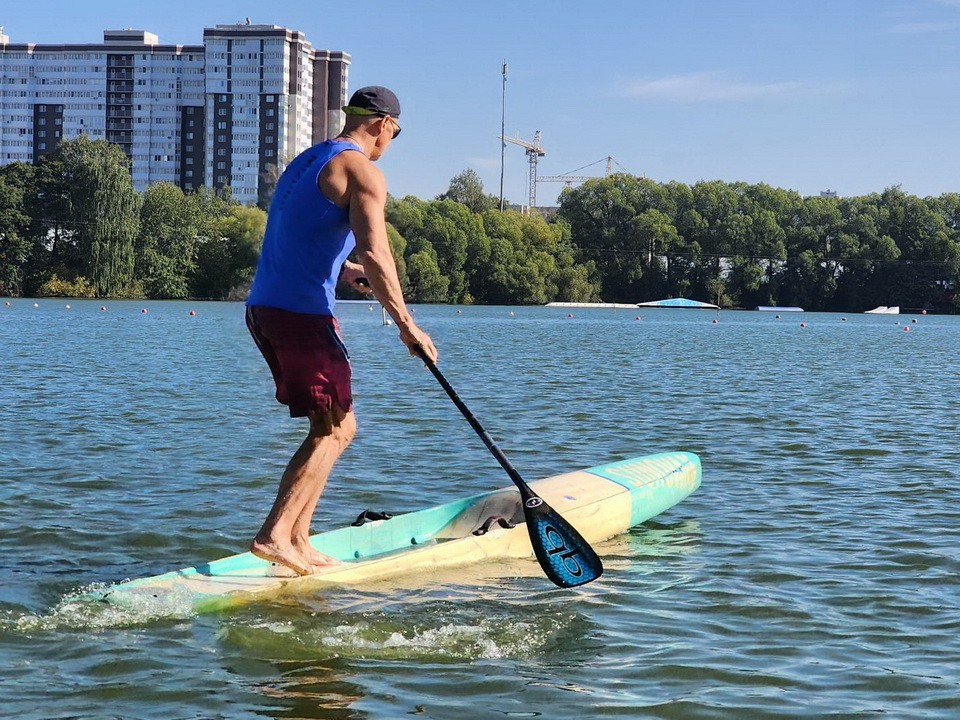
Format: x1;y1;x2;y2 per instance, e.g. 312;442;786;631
525;497;543;508
544;525;583;578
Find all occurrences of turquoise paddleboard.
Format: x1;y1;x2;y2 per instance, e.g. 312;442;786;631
92;452;701;612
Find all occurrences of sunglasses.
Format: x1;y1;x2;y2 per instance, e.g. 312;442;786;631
380;114;401;139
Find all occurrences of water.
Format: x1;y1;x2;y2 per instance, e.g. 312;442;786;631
1;299;958;719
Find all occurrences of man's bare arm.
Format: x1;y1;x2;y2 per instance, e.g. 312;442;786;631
345;155;438;362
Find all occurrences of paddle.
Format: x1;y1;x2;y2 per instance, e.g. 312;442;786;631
414;347;603;588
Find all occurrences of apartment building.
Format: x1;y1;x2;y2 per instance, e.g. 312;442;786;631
0;22;350;205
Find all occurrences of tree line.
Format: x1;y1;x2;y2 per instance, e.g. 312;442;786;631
557;175;960;312
1;137;958;311
0;136;265;300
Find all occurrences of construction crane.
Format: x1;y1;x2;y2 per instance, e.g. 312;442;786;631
500;131;545;209
538;156;616;187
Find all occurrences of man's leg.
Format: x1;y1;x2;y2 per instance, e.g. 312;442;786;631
251;407;356;575
291;408;356;567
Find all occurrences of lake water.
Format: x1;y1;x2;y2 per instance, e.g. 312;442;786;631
1;299;958;719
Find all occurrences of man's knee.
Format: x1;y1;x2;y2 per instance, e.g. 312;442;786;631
309;406;356;446
337;410;357;445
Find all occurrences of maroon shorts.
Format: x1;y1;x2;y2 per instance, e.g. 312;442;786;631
245;305;353;418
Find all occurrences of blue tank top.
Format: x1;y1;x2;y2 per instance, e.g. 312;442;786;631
247;140;362;315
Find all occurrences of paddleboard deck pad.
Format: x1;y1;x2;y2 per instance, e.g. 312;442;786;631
93;452;701;612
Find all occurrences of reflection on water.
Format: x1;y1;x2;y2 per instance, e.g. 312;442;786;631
244;661;366;720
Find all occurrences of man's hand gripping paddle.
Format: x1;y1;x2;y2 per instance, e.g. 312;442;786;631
414;347;603;588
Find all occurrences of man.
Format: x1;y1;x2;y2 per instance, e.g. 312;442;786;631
245;86;438;576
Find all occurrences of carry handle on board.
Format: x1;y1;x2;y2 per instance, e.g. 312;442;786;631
414;346;603;588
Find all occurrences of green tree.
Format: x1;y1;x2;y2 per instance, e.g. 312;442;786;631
136;182;200;298
192;203;266;299
0;163;36;296
406;248;449;302
54;136;141;296
631;208;680;299
386;195;428;240
558;174;650;302
419;200;486;302
437;169;499;214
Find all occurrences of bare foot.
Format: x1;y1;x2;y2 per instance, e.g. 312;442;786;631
296;542;340;569
250;539;314;576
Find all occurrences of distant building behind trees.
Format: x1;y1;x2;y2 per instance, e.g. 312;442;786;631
0;22;349;207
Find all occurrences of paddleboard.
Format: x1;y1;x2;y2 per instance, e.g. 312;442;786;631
92;451;701;612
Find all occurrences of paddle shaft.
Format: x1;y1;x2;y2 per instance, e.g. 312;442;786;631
415;349;534;501
415;347;604;587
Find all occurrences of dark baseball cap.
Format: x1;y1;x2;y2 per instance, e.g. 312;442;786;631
342;86;401;118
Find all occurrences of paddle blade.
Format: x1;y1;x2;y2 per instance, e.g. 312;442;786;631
523;497;603;588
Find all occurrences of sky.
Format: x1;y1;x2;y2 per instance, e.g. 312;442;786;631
3;0;959;205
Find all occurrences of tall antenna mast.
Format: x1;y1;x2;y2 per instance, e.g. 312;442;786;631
499;61;507;212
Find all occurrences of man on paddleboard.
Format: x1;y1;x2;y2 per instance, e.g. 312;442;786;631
245;86;438;576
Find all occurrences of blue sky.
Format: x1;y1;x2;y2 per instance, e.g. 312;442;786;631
4;0;959;204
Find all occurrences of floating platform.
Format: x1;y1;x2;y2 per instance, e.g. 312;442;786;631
545;302;639;310
636;298;720;309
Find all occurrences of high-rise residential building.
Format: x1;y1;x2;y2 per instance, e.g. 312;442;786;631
0;22;350;205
